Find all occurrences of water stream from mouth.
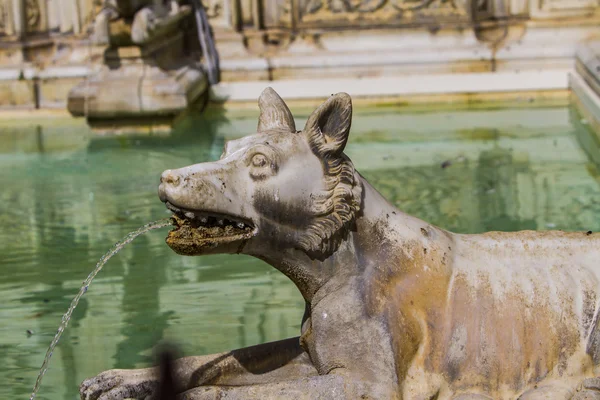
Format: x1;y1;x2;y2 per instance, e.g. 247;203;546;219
29;218;173;400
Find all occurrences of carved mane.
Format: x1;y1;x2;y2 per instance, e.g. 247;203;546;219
298;137;363;260
256;87;363;259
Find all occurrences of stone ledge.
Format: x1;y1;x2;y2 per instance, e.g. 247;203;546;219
210;70;572;103
37;66;92;79
268;49;494;70
67;63;207;118
217;24;598;82
0;65;93;81
0;69;22;81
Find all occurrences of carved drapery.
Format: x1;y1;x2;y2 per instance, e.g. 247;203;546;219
0;0;17;36
25;0;41;32
0;2;5;31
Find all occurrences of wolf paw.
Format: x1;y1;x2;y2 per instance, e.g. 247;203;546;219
79;368;159;400
572;378;600;400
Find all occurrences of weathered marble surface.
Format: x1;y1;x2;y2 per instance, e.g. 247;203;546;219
67;55;206;119
0;0;599;111
0;0;206;119
80;88;600;399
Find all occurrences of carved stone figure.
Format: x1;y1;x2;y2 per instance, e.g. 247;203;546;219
80;88;600;399
69;0;205;131
92;0;190;45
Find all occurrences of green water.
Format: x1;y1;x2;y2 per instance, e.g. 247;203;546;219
1;105;600;400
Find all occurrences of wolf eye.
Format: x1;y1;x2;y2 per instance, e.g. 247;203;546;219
251;154;268;167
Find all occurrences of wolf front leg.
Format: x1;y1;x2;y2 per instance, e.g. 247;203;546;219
178;372;392;400
80;337;316;400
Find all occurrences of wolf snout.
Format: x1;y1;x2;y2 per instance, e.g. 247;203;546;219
161;170;180;186
159;170;181;202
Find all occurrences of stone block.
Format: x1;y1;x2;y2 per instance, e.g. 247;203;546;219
0;79;35;108
67;63;207;118
0;45;25;65
38;77;86;109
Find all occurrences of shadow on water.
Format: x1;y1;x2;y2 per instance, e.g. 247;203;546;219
114;234;174;369
86;115;226;153
571;106;600;172
475;147;537;232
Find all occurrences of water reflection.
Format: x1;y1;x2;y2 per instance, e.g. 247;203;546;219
115;235;173;370
0;105;599;399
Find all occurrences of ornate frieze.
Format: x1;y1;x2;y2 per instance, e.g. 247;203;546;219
276;0;468;27
530;0;599;17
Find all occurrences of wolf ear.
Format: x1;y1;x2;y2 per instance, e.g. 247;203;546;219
304;93;352;156
257;87;296;133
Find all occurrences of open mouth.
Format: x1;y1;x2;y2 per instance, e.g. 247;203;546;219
165;202;256;255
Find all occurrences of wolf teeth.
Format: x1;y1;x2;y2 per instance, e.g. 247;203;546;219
183;212;249;230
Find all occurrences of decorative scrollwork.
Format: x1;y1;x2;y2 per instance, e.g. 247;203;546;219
302;0;323;13
353;0;387;12
298;0;466;18
390;0;435;11
305;0;388;13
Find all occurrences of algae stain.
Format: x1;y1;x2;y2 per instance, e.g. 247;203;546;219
352;130;391;143
456;128;499;141
585;162;600;182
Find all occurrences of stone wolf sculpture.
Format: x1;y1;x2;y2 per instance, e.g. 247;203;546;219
81;88;600;400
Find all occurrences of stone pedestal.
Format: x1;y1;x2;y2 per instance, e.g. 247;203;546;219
67;61;207;132
67;18;208;133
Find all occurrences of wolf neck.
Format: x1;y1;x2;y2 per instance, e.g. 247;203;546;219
250;177;434;303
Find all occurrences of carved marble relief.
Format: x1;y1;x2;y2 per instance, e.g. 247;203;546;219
203;0;232;29
532;0;598;15
280;0;468;26
0;1;5;33
204;0;222;18
25;0;42;31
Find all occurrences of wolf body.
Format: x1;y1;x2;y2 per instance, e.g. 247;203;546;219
80;88;600;400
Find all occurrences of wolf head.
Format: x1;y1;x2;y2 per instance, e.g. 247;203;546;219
158;88;363;261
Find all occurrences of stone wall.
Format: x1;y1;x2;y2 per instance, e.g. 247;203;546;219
204;0;599;81
0;0;102;109
204;0;599;41
0;0;599;109
0;0;97;38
